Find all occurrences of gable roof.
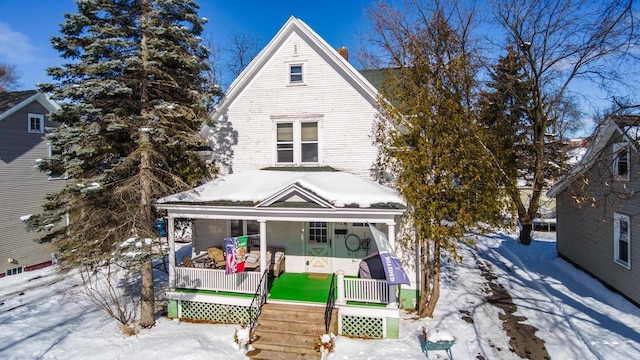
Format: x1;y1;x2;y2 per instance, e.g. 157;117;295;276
0;90;60;121
547;115;640;198
201;16;380;136
156;170;404;209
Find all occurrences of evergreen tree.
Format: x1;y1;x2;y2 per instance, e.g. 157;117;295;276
29;0;217;329
371;2;507;317
479;46;575;244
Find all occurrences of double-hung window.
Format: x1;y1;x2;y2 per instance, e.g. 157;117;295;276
28;113;44;133
275;120;319;165
290;64;303;83
300;122;318;162
276;123;294;163
613;213;631;268
613;142;630;180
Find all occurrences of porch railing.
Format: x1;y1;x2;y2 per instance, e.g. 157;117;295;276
324;273;336;333
174;267;261;293
343;278;390;303
248;271;268;333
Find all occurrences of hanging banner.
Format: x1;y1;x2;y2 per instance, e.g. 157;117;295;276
368;224;410;285
224;236;248;274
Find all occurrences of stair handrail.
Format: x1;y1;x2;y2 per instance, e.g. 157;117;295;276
324;272;337;334
248;270;268;333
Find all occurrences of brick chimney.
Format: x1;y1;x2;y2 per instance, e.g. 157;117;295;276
337;46;348;62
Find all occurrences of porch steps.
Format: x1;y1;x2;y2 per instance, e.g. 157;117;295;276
247;303;338;360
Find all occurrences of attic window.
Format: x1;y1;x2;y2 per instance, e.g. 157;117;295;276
613;142;629;180
28;113;44;133
290;64;303;83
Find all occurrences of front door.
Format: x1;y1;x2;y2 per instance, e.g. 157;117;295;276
305;222;332;273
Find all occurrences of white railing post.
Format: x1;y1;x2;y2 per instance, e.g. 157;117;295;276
387;284;399;308
386;222;399;308
336;270;346;305
259;220;267;275
168;214;176;289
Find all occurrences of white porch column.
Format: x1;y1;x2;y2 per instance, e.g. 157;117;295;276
387;222;396;251
386;222;399;309
259;220;267;275
336;270;346;305
168;214;176;289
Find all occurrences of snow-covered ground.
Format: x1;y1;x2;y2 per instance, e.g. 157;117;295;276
1;231;639;359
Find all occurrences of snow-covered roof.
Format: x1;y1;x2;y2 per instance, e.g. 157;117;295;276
156;170;404;209
0;90;60;121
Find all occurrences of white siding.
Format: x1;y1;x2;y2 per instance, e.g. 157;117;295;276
212;32;378;178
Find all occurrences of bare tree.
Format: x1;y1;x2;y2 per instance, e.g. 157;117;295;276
202;35;224;111
0;63;20;91
226;32;261;79
80;263;140;335
491;0;639;244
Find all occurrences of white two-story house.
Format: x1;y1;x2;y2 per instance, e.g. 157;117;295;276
156;17;415;353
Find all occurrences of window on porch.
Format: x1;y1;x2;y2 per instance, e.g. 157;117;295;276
308;221;327;243
230;220;260;237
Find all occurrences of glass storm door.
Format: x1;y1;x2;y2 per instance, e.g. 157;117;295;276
305;222;332;273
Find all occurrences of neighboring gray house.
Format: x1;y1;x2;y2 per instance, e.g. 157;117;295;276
548;115;640;305
0;90;61;278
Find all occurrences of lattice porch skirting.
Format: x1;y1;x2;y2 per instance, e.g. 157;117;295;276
340;315;385;339
178;300;250;324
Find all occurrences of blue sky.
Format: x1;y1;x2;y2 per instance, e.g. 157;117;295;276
0;0;373;90
0;0;625;136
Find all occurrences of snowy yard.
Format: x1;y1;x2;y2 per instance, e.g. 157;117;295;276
1;231;639;359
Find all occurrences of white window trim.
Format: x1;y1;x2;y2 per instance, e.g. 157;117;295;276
28;113;45;133
273;119;322;165
613;142;630;181
613;212;631;269
6;266;23;276
289;63;304;84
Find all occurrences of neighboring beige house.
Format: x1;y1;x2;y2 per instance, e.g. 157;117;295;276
155;17;414;356
548;115;640;306
0;90;61;278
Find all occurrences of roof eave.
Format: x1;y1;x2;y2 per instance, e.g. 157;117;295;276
0;92;60;122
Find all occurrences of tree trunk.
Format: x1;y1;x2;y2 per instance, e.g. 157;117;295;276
519;223;533;245
418;240;441;318
138;0;155;329
139;259;155;328
417;237;430;314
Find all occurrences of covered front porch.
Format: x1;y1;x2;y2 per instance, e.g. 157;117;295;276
171;268;395;305
156;170;407;339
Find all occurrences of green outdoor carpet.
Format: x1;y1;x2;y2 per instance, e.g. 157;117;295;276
269;273;332;303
